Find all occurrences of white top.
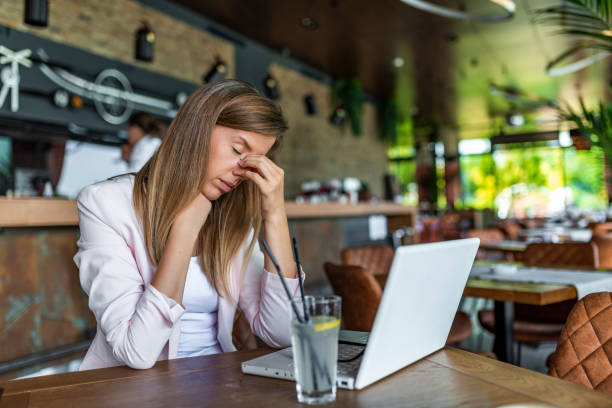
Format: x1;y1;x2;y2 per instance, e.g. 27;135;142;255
75;174;301;371
128;135;161;172
177;257;222;358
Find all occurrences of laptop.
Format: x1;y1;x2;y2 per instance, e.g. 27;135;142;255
241;238;479;390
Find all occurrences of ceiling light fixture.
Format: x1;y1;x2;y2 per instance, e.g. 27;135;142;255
135;22;155;62
399;0;515;22
24;0;48;27
546;41;611;77
393;57;404;68
203;59;227;83
263;74;280;100
300;16;319;30
304;94;317;115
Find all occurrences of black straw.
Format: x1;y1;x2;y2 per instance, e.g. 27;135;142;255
262;239;331;389
261;239;303;324
292;237;309;322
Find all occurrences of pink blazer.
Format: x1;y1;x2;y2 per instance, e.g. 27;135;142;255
74;175;300;370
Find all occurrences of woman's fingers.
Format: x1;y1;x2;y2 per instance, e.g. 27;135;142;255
238;168;266;190
239;155;280;181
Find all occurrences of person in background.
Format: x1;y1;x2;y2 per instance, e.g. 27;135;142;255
74;80;299;370
121;112;165;172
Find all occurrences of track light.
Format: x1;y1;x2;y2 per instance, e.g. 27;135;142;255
263;74;279;100
329;106;346;126
304;94;317;115
203;60;227;83
24;0;48;27
135;22;155;62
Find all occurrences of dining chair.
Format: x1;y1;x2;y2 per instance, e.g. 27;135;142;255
232;308;259;350
420;216;442;243
521;242;598;269
548;291;612;395
466;228;505;261
590;233;612;269
325;262;473;345
496;220;522;241
324;262;382;332
340;244;394;276
591;222;612;237
478;242;598;365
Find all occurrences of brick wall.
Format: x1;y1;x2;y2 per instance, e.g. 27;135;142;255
0;0;234;84
270;63;387;197
0;0;388;197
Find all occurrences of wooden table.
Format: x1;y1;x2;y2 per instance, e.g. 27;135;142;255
463;277;577;365
1;347;611;407
479;240;528;252
375;271;577;364
479;240;527;261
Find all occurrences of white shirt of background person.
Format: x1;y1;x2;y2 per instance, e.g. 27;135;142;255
122;114;163;173
128;136;161;172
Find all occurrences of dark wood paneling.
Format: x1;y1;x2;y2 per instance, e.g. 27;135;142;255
0;228;95;362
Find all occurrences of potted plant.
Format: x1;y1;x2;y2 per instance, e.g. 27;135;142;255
378;99;399;144
561;98;612;167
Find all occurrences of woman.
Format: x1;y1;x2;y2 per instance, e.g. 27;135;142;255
121;112;165;172
75;79;300;370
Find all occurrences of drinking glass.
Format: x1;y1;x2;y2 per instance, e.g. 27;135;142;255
289;295;341;405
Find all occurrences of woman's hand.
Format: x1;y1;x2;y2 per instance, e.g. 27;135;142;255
233;155;285;221
234;155;296;278
153;193;211;302
173;193;212;238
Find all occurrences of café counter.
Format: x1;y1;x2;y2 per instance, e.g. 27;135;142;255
0;197;416;369
0;197;416;227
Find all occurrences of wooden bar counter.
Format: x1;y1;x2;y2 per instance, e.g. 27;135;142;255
0;197;416;227
0;197;416;366
0;197;78;228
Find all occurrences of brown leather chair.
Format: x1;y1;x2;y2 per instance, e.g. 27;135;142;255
466;228;505;261
324;262;382;332
497;220;522;241
478;242;598;363
324;262;472;345
232;308;258;350
447;310;473;345
420;216;442;243
521;242;598;269
590;233;612;269
466;228;505;243
341;244;394;276
591;222;612;236
548;292;612;394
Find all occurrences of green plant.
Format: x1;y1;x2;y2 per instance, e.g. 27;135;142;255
535;0;612;70
378;99;399;144
561;98;612;166
331;79;364;136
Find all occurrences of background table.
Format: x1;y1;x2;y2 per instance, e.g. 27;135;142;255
1;347;611;407
375;271;577;364
464;278;577;364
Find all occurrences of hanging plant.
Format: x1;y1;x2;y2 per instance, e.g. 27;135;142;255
331;79;364;136
534;0;612;75
377;99;399;144
561;98;612;166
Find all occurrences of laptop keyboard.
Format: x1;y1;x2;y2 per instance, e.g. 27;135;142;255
337;344;364;375
346;332;369;344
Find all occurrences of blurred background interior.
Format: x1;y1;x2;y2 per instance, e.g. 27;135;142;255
1;0;612;393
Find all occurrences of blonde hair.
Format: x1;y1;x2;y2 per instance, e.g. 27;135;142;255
133;80;287;300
